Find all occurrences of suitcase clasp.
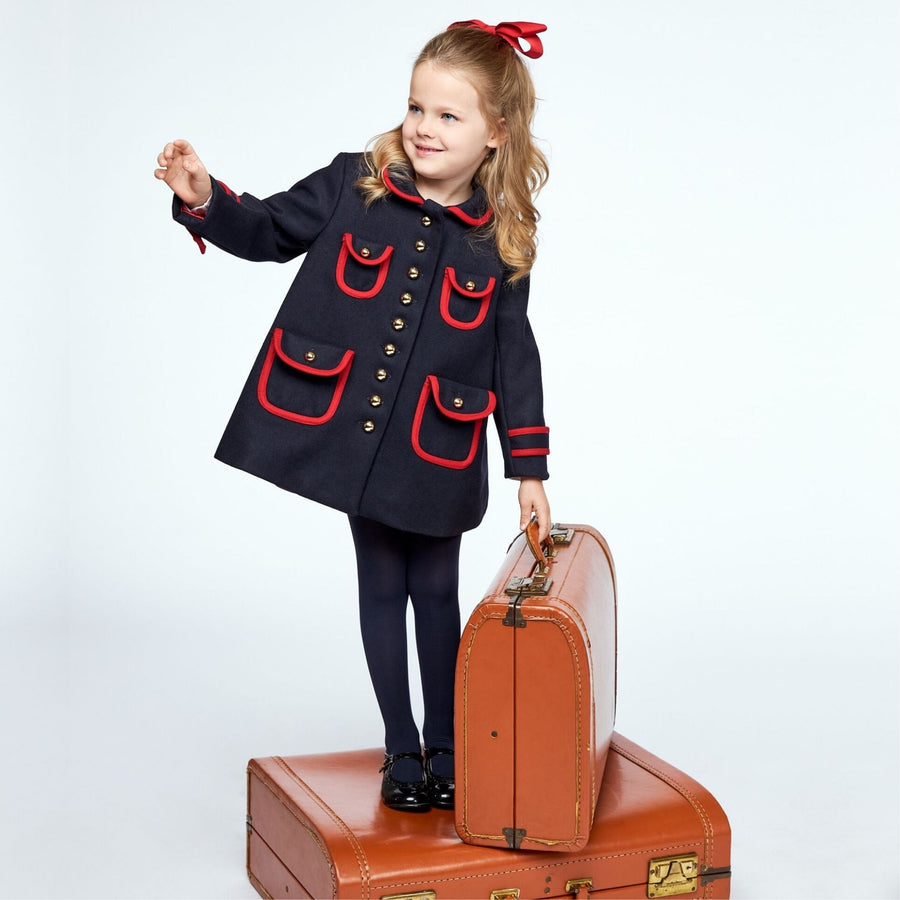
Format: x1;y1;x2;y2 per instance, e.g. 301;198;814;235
565;879;593;898
647;853;699;897
489;891;520;900
380;893;437;900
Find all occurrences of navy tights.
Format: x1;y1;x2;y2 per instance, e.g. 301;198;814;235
348;515;460;782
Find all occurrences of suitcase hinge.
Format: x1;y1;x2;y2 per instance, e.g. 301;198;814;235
502;826;527;849
245;814;253;836
647;853;699;897
700;865;731;886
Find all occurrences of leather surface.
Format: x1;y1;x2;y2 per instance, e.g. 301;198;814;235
247;734;731;899
455;525;618;851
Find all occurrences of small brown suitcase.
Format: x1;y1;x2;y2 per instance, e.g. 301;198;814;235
455;522;617;852
246;733;731;899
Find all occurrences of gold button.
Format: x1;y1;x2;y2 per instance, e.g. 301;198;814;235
400;292;413;305
392;318;406;331
369;395;382;407
415;240;426;252
465;280;476;291
408;267;420;279
383;343;397;356
453;397;465;409
304;350;316;362
360;247;371;258
375;368;388;382
363;420;375;433
421;215;432;226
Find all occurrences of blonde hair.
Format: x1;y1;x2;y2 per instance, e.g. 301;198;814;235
357;27;549;283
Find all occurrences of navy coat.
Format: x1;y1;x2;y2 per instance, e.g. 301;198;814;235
173;152;549;536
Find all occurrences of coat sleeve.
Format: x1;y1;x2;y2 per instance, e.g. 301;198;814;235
171;152;352;263
492;276;550;480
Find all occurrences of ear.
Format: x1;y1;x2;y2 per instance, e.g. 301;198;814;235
487;117;508;150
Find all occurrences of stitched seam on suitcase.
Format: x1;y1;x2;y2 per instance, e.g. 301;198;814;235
517;614;586;848
274;756;373;897
253;767;338;898
248;870;274;899
457;614;586;848
609;741;717;866
374;840;705;895
526;530;587;846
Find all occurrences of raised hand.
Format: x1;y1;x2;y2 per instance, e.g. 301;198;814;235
154;139;212;208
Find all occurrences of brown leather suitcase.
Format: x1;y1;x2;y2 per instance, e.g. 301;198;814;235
246;733;731;899
455;522;617;852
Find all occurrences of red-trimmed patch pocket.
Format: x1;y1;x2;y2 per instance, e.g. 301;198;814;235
440;267;496;330
412;375;496;470
335;233;394;299
257;327;354;425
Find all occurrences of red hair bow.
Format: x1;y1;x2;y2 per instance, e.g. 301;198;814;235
448;19;547;59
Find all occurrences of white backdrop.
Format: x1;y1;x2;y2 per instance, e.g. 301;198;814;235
1;1;897;897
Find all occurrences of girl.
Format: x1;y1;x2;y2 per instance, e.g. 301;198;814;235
155;19;552;813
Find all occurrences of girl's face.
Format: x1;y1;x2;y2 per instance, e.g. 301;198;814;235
401;61;502;206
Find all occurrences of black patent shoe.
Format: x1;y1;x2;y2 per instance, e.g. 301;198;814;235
424;747;455;810
379;752;430;812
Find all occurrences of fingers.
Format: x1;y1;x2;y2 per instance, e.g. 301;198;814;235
532;499;551;544
154;139;196;174
517;479;551;543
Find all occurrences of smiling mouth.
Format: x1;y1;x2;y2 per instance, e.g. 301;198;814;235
415;144;443;155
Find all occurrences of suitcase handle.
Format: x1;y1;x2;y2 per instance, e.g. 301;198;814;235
523;518;551;575
504;520;574;598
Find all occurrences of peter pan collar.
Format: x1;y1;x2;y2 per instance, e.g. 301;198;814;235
382;167;493;227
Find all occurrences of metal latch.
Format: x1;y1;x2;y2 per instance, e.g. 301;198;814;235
505;519;554;599
489;891;520;900
565;877;593;898
380;893;437;900
647;853;699;897
550;525;574;545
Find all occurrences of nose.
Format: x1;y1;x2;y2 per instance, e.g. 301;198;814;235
415;115;435;139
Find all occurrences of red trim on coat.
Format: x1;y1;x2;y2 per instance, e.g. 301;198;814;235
180;203;208;253
257;328;355;425
440;268;495;330
335;233;394;299
382;168;493;225
218;181;241;202
511;447;550;457
382;168;425;205
508;426;550;437
447;205;493;227
411;376;496;470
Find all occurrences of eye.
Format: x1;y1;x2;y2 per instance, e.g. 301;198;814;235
408;104;422;114
441;112;458;122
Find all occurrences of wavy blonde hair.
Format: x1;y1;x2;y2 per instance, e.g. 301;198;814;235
357;27;549;283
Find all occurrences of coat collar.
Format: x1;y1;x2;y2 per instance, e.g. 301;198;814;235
382;167;493;227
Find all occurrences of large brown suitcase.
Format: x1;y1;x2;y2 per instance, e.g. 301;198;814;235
246;733;732;899
455;522;617;852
